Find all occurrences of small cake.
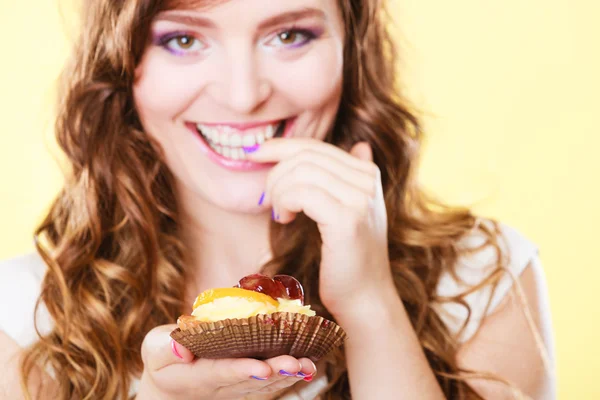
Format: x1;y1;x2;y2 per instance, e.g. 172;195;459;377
170;274;347;361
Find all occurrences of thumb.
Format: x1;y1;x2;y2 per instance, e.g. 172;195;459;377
350;141;373;162
141;324;195;371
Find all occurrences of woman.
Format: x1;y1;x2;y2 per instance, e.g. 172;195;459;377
0;0;555;399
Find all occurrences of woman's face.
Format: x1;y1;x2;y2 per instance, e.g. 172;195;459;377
133;0;345;213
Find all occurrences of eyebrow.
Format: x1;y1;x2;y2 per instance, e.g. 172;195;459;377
155;12;216;28
258;8;326;30
155;8;326;30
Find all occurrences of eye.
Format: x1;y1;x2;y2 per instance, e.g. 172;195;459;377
172;35;196;49
266;29;316;49
161;34;206;54
278;31;300;45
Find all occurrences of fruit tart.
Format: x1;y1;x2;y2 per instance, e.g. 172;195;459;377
170;274;347;362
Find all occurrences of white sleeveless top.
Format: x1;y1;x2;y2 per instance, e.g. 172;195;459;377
0;220;540;399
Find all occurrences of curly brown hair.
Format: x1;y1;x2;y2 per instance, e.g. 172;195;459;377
21;1;510;399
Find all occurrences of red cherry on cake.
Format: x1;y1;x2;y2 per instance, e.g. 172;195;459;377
237;274;287;299
236;274;305;304
274;275;304;304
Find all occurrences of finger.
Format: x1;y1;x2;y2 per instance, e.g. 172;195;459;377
265;151;376;200
350;142;386;207
350;141;374;162
194;357;273;386
283;360;324;394
297;358;318;379
268;163;368;219
264;355;303;380
247;138;374;174
224;355;304;394
271;184;344;226
258;357;319;393
351;142;385;203
141;325;195;371
150;357;274;396
142;326;273;388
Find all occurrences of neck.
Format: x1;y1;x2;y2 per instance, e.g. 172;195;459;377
176;184;272;297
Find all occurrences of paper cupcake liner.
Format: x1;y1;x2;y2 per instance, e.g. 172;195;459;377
170;312;347;362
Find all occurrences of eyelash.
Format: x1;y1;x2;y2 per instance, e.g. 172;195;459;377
268;28;318;49
155;27;319;56
157;31;205;56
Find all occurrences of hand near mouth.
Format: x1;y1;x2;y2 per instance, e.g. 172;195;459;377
245;138;395;322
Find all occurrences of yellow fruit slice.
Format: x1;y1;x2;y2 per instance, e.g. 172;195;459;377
193;288;279;310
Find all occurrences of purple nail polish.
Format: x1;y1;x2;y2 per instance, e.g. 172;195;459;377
279;370;296;377
251;375;269;381
258;192;265;206
297;372;315;381
271;209;276;220
243;144;260;153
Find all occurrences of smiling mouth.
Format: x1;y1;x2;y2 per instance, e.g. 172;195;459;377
193;119;288;161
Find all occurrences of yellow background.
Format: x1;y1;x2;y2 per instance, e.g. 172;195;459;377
0;1;598;398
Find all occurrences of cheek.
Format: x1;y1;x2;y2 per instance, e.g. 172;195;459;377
268;46;344;108
133;53;209;123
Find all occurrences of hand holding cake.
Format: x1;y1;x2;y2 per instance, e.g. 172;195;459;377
138;323;318;400
136;274;341;399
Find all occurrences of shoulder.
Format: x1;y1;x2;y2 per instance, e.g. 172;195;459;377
434;219;540;342
0;252;53;347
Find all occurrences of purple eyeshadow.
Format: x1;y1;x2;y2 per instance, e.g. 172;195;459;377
152;30;188;45
280;27;324;49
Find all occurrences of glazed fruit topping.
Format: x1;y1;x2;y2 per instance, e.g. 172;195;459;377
236;274;305;304
274;275;304;304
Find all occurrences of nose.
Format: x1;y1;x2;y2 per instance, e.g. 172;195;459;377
212;48;271;114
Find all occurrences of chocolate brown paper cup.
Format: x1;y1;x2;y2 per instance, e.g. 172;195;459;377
170;312;347;362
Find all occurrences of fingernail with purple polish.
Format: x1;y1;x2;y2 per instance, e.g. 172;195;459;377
243;144;260;153
296;371;314;381
279;370;296;377
251;375;269;381
258;192;265;206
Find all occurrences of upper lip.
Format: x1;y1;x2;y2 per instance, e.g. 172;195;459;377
194;119;285;131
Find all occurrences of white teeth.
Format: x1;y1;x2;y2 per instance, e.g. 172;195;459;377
220;132;230;146
197;120;288;160
197;122;282;145
265;124;275;139
211;130;220;144
198;125;218;145
242;134;256;147
230;133;242;147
